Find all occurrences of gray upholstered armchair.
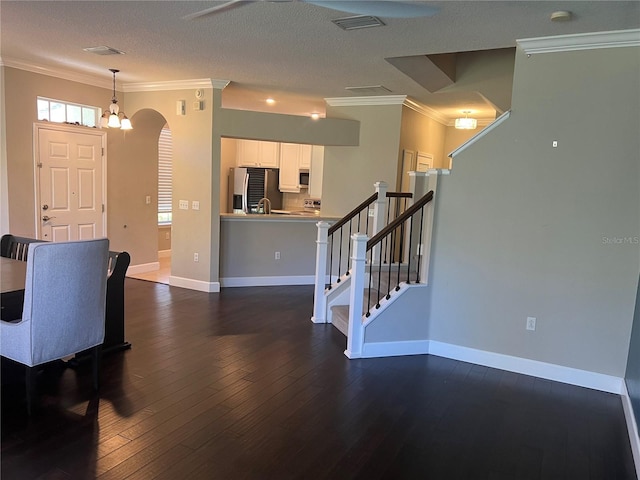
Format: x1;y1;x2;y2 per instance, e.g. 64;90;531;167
0;238;110;413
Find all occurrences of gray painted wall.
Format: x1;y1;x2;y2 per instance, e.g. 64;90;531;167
219;218;319;278
427;45;640;377
626;275;640;425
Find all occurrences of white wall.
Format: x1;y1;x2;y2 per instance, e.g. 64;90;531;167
427;42;640;377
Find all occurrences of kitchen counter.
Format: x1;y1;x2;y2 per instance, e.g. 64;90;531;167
220;212;339;222
219;212;337;287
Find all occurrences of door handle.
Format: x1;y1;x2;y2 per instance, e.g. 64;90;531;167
42;216;56;222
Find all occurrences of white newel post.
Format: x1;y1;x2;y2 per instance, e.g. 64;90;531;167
371;181;388;264
311;221;330;323
345;233;367;359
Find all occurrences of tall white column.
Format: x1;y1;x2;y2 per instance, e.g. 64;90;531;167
345;233;368;359
311;221;330;323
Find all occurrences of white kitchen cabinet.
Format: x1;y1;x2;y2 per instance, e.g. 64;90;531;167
259;142;280;168
299;144;312;170
309;145;324;199
236;139;280;168
279;143;301;193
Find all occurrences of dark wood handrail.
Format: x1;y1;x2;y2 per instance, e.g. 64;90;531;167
366;190;433;250
328;192;379;235
386;192;412;198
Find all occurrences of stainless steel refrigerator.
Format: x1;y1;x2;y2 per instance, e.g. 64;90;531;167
228;167;283;214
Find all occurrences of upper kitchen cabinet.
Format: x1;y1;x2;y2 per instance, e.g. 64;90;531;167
279;143;302;193
236;140;280;168
299;144;312;170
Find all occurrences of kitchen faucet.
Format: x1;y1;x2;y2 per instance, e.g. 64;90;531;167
257;197;271;214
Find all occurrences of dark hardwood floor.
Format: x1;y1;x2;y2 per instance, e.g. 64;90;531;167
1;279;637;479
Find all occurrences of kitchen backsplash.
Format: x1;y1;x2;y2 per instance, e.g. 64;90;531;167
283;192;307;209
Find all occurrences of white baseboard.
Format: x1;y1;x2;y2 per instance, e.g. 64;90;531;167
220;275;315;287
361;340;430;358
158;249;171;258
428;340;624;394
127;262;159;275
169;275;220;293
622;382;640;478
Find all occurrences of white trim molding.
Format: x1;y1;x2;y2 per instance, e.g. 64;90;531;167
360;340;430;358
402;98;449;125
127;262;160;275
0;56;113;89
169;275;220;293
622;382;640;478
325;95;407;107
220;275;316;288
123;78;229;93
519;28;640;55
428;340;624;394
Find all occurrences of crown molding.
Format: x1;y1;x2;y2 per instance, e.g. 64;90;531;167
518;28;640;55
123;78;229;92
0;56;113;89
402;98;449;125
325;95;407;107
0;57;230;93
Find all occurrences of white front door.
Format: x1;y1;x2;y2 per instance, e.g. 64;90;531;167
35;124;106;241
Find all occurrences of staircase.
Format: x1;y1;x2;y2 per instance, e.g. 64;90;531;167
311;172;442;359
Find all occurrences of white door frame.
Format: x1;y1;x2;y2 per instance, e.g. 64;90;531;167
33;122;107;240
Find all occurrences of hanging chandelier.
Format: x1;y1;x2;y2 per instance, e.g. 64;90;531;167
454;111;477;130
100;69;132;130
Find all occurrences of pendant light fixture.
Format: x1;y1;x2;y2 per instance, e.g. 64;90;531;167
454;111;477;130
100;69;132;130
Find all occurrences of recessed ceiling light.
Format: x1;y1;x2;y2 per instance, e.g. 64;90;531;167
266;98;275;105
310;113;320;120
550;11;572;22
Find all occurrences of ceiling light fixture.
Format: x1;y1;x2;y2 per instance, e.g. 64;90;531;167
100;69;132;130
550;10;572;22
310;113;320;120
266;98;275;105
454;111;477;130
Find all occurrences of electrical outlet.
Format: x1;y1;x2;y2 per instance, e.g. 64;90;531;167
275;251;280;260
526;316;536;331
193;253;199;262
145;195;151;205
165;232;170;240
368;208;375;217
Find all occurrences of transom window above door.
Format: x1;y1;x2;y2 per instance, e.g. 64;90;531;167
37;97;100;128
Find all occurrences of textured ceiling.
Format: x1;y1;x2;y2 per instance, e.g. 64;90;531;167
1;1;639;120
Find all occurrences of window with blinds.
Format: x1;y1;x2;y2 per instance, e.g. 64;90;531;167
158;126;173;225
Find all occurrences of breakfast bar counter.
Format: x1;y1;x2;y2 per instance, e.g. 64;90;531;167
219;213;337;287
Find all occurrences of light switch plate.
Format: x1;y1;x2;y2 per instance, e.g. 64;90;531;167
192;201;200;211
179;200;189;210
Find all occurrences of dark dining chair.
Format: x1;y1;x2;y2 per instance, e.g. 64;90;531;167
0;238;110;414
0;234;42;261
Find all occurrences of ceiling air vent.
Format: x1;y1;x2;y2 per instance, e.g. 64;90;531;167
332;15;385;30
83;46;126;56
345;85;392;95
